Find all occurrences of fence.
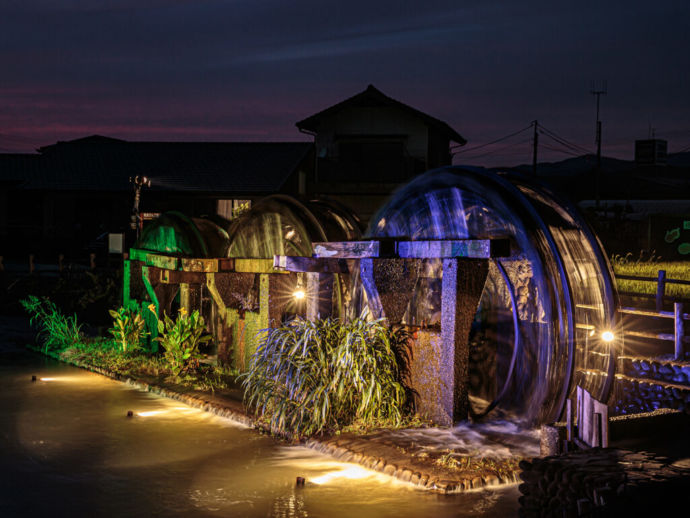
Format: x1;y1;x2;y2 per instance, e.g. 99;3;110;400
619;304;689;361
616;269;690;311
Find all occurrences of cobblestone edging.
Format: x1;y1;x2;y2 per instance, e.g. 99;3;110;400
32;347;523;493
305;436;522;493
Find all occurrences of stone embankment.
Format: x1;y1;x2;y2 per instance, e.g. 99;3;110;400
32;346;526;494
518;448;690;517
614;356;690;415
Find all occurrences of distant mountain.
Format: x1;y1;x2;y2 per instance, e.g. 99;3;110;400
491;151;690;176
508;154;633;176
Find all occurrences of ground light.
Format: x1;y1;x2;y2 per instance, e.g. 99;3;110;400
601;331;615;342
309;466;374;485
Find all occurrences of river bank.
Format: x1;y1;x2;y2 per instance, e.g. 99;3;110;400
2;314;534;494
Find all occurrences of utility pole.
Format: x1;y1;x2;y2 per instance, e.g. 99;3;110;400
591;81;607;208
129;175;151;240
532;120;538;175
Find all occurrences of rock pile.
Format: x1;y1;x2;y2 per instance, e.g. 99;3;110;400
518;448;690;517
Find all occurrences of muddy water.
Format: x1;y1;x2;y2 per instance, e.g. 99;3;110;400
0;351;520;517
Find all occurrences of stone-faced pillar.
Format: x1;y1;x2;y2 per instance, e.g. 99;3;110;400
440;258;489;424
306;272;333;321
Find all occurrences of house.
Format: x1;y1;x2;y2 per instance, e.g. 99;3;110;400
297;84;466;222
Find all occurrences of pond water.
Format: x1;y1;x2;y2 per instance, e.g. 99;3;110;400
0;347;520;517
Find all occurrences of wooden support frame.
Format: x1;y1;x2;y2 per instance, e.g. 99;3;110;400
311;239;509;259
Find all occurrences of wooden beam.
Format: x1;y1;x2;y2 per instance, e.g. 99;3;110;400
312;239;509;259
234;258;287;274
159;269;206;284
398;240;492;259
313;240;380;258
181;257;218;273
273;255;350;273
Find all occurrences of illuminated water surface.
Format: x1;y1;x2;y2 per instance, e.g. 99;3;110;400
0;351;520;517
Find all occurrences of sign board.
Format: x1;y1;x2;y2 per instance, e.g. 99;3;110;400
108;233;124;254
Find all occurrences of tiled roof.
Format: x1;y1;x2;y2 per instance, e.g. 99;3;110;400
297;84;466;145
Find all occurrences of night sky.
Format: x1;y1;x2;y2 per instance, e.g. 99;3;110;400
1;0;689;166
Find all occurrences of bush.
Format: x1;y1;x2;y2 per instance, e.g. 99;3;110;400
241;311;411;437
20;295;82;352
108;307;148;353
155;308;211;377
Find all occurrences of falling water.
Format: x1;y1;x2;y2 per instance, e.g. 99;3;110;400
362;167;618;424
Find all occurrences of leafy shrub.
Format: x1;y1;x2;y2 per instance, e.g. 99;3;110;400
108;307;148;353
20;295;82;352
241;311;411;437
155;309;211;377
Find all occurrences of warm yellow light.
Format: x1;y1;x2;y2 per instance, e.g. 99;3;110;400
293;289;305;300
136;410;167;417
310;466;372;485
39;377;57;382
601;331;615;342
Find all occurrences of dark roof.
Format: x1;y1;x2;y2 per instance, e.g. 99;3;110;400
296;84;467;145
1;137;313;192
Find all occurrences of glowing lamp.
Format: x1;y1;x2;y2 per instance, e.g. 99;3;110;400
293;289;305;300
601;331;615;342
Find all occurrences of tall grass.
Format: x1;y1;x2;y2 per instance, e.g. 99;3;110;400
611;253;690;298
241;311;411;437
20;295;83;352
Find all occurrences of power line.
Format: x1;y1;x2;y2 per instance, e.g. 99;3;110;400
456;137;532;161
539;142;584;158
451;124;532;154
538;124;593;155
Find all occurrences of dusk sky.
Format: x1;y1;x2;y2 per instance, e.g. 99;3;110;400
1;0;689;166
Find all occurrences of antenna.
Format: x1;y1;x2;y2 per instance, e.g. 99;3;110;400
590;80;607;208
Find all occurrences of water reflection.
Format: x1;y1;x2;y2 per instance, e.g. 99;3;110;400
1;354;519;517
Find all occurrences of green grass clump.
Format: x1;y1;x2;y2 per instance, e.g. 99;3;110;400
241;311;411;437
20;295;82;352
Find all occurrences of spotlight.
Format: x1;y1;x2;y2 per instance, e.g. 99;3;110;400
601;331;615;342
293;289;305;300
